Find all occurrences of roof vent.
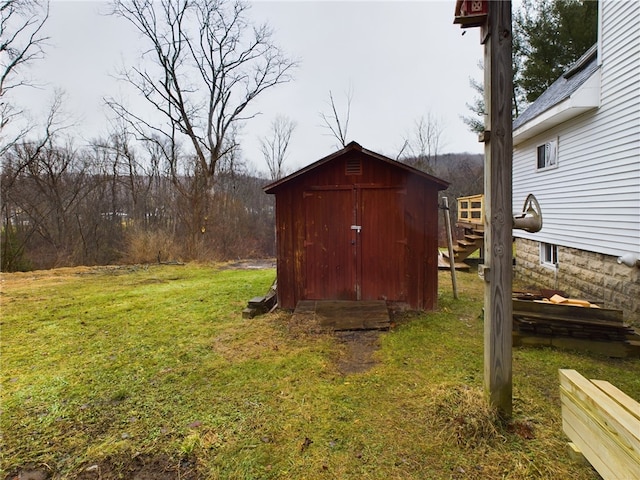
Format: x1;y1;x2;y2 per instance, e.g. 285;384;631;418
346;158;362;175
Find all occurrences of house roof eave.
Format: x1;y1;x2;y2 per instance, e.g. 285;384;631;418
513;69;601;145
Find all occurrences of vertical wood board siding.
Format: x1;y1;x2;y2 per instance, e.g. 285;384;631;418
268;147;445;310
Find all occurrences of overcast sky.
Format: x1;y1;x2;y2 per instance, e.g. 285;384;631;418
14;0;485;174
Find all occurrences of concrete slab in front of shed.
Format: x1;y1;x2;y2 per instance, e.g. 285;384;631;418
293;300;390;331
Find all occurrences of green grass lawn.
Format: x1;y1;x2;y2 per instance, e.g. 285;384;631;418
1;264;638;479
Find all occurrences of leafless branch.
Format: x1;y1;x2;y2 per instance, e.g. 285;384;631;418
319;88;352;148
107;0;297;185
0;0;50;152
260;114;295;180
400;111;444;172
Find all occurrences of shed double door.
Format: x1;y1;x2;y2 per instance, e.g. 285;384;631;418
303;186;408;302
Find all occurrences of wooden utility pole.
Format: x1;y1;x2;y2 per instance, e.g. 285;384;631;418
481;1;514;417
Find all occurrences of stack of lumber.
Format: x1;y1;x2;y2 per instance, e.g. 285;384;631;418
535;293;601;307
242;279;277;319
512;296;640;357
559;369;640;480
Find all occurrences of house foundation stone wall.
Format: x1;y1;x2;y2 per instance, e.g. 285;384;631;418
514;238;640;327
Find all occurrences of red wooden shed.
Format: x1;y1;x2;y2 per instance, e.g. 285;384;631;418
264;141;449;311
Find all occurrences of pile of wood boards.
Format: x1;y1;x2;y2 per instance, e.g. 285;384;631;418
559;369;640;480
512;295;640;357
536;293;601;307
242;279;277;318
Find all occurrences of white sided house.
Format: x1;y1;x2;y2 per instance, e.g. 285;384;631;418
512;0;640;325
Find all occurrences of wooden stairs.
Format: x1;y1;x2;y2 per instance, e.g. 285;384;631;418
439;194;485;271
439;224;484;270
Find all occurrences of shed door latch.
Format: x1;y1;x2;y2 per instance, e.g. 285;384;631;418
350;225;362;233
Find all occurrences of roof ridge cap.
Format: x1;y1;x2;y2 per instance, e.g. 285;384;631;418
564;44;598;79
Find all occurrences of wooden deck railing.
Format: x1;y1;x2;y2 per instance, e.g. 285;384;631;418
457;194;484;225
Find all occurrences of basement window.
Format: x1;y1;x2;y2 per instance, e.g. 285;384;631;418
540;242;558;268
536;138;558;170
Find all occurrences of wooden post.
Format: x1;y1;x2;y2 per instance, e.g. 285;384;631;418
482;1;513;417
442;196;458;299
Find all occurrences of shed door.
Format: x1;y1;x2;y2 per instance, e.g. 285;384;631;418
303;187;408;302
303;189;356;300
359;187;408;302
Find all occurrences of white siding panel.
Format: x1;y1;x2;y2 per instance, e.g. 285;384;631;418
513;0;640;257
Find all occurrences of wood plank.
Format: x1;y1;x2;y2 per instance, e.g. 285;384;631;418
293;300;390;332
561;395;636;480
513;299;624;324
592;380;640;421
457;240;477;247
437;255;470;271
442;196;458;300
455;220;484;230
514;316;630;332
315;300;390;331
242;307;259;319
559;369;640;478
561;370;640;452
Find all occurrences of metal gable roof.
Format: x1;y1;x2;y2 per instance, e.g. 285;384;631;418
263;141;450;193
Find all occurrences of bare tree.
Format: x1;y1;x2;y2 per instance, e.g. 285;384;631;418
260;114;295;180
0;0;49;153
399;111;444;172
2;136;98;268
107;0;296;257
0;92;70;270
107;0;296;185
319;88;352;148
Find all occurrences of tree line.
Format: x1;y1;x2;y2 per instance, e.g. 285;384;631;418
1;0;596;271
1;121;483;272
1;0;292;271
1;127;276;271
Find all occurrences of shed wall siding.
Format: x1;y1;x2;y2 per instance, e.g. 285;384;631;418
512;0;640;257
271;150;442;310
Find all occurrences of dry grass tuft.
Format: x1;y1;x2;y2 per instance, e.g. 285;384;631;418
122;228;182;264
428;384;505;448
278;308;328;338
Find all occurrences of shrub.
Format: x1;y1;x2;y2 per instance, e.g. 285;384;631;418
122;227;182;264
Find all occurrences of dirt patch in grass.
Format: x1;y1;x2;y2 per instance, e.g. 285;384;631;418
282;302;418;375
4;455;199;480
334;330;382;374
218;258;276;270
332;305;420;375
75;455;198;480
281;303;385;375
